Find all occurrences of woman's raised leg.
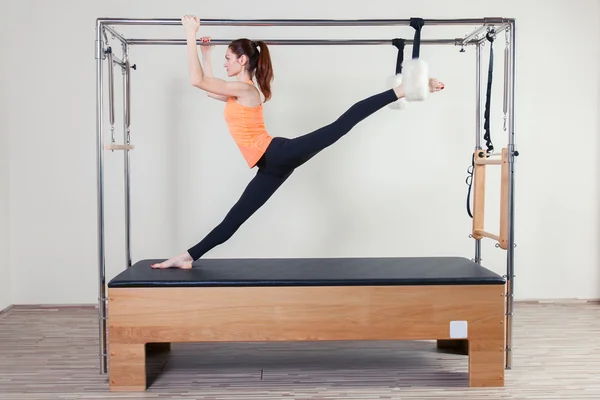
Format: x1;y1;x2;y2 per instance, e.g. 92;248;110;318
274;79;444;168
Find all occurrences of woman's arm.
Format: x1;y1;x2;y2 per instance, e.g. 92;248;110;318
183;16;251;98
200;37;228;102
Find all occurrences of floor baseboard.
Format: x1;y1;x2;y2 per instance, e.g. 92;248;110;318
0;305;14;317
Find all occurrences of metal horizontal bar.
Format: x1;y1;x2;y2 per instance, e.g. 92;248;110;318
98;17;513;27
127;38;464;46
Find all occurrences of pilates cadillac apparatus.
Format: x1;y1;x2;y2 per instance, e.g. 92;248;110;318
94;17;517;391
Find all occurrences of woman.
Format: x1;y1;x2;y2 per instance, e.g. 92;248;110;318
152;15;444;269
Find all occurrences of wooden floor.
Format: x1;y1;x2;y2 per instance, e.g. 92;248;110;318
0;301;599;399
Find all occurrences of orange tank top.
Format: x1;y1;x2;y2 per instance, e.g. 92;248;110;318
223;82;273;168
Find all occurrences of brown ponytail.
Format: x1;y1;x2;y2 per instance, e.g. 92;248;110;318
228;38;274;101
254;41;273;101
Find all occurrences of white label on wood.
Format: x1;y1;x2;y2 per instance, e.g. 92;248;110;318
450;320;468;338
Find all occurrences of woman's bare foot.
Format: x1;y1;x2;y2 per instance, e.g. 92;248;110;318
393;78;445;99
151;252;193;269
429;78;445;92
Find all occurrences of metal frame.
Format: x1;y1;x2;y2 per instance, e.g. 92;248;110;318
94;16;517;376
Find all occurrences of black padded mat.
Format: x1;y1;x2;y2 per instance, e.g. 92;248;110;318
107;257;505;288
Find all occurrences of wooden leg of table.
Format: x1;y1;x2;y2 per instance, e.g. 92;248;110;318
436;339;469;355
468;340;505;387
109;343;147;392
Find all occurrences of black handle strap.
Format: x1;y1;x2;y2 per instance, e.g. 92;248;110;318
466;154;474;218
392;38;405;74
410;17;425;59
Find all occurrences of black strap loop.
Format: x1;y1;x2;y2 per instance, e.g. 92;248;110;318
466;30;496;218
409;17;425;59
483;30;495;155
392;38;405;74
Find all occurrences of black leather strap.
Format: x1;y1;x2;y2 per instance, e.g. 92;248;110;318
392;38;405;74
409;17;425;59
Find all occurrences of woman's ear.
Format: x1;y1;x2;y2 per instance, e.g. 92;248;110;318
238;54;248;66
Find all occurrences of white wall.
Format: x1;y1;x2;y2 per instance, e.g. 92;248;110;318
0;6;10;311
2;0;599;304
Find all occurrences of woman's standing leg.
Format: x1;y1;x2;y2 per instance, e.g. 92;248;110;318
152;166;293;268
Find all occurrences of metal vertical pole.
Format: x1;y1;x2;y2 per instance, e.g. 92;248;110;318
122;44;132;269
95;20;108;375
474;42;483;264
505;19;517;370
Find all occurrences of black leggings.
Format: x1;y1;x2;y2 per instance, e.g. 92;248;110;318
187;88;398;260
